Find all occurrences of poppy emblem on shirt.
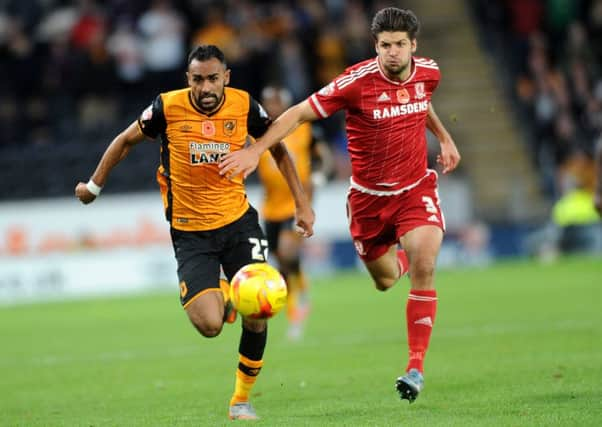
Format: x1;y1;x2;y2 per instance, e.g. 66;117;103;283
202;121;215;136
396;89;410;104
415;82;425;99
223;120;236;136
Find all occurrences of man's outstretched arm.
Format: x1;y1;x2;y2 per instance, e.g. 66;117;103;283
75;121;146;204
219;100;318;179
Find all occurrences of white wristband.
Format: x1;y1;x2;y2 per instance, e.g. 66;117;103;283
86;179;102;196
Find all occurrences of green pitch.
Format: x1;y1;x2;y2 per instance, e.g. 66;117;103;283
1;256;601;426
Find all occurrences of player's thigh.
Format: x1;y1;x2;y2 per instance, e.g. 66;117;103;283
220;206;269;280
170;228;224;333
363;244;398;281
400;225;443;270
184;289;225;336
347;189;396;261
171;228;222;307
395;173;445;264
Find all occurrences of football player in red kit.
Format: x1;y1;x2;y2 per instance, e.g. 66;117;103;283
220;7;461;403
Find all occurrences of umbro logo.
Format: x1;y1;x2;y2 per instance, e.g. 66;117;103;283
377;92;390;102
414;316;433;327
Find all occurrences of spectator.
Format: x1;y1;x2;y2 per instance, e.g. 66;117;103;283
137;0;187;93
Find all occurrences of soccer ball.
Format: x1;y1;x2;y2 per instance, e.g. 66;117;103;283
230;263;287;319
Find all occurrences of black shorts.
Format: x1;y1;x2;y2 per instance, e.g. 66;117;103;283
170;206;268;307
264;217;295;252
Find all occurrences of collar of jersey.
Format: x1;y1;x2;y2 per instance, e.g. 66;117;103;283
376;56;416;86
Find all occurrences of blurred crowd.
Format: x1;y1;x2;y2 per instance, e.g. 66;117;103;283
472;0;602;200
2;0;601;211
472;0;602;254
0;0;388;160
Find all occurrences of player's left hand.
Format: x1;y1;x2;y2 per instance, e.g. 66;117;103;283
294;206;315;238
219;146;260;180
437;138;461;174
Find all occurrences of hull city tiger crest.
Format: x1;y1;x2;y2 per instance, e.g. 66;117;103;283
223;120;236;136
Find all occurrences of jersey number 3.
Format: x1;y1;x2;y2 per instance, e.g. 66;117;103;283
422;196;438;213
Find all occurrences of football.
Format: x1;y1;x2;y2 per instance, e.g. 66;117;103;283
230;263;288;318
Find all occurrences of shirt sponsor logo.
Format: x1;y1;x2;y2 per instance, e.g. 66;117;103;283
189;141;230;164
372;100;429;119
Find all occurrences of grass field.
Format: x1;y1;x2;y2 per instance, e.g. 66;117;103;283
1;256;601;426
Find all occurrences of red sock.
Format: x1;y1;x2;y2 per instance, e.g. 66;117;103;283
397;249;409;277
405;289;437;373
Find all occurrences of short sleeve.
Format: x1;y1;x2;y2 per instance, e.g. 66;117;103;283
247;97;272;139
307;76;353;119
138;95;166;139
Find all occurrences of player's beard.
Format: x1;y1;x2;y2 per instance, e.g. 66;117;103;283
195;93;221;113
383;59;410;80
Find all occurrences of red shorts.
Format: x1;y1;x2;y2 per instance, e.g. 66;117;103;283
346;171;445;261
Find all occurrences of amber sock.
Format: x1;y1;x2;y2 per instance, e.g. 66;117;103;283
230;326;266;405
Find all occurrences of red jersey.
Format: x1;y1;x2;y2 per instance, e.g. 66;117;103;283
308;56;440;192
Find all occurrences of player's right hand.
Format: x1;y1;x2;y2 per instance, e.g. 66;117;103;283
75;182;97;204
437;138;461;174
219;146;261;180
294;206;315;238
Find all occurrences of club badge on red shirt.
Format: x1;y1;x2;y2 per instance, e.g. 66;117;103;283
415;82;425;99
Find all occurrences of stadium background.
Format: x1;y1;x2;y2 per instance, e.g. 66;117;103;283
0;0;600;299
1;2;601;426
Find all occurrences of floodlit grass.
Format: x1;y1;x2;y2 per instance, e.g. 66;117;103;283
1;256;601;426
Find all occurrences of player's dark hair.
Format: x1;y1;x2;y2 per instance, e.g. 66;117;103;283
371;7;420;40
187;44;227;67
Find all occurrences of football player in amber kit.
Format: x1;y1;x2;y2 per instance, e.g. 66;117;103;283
75;45;314;420
220;8;460;403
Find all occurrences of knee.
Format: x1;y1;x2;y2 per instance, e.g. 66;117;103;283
411;258;436;281
277;252;300;275
373;277;396;292
190;317;223;338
